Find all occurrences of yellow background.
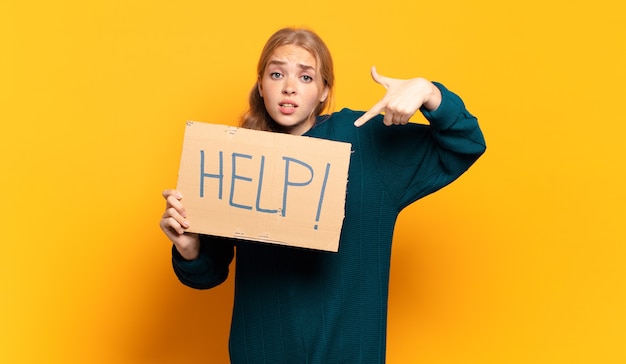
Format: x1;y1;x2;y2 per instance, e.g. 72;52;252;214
2;0;625;363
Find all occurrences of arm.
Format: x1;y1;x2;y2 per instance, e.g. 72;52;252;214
352;69;486;209
422;82;486;159
160;190;234;289
171;235;234;290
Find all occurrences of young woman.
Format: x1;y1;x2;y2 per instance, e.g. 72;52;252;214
160;27;486;363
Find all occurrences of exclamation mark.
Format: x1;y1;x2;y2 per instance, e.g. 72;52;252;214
314;163;331;230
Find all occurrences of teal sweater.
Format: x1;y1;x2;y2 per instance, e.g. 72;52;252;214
172;83;486;363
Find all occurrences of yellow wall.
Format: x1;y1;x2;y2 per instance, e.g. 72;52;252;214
2;0;625;363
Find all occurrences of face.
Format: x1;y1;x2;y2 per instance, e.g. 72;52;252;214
258;44;329;135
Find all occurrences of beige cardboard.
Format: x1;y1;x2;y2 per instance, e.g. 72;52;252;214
176;121;352;252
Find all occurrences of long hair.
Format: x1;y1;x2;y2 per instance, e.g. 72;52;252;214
240;27;335;131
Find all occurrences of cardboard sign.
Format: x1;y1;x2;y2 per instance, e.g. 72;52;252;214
176;121;352;252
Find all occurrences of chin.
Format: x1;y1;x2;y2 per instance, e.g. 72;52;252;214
273;116;303;128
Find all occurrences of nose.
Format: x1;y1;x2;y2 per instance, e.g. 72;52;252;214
282;77;296;95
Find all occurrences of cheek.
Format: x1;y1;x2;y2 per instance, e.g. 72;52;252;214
262;96;273;114
305;90;323;107
259;83;274;103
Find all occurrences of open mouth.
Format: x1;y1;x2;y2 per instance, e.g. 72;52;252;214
279;103;297;114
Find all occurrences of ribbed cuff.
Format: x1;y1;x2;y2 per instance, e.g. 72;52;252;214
171;245;208;274
420;82;464;131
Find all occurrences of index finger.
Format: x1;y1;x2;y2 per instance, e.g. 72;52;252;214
162;190;187;218
354;99;385;127
162;189;185;209
162;189;183;200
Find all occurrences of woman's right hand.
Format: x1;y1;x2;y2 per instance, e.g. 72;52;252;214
160;189;200;260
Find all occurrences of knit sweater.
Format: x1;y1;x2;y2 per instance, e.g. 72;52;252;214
172;82;486;363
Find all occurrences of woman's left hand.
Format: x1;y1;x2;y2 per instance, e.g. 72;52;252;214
354;66;442;127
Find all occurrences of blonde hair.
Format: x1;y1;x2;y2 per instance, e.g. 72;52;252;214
240;27;335;131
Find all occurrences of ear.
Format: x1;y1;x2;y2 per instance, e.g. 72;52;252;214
320;86;329;103
257;82;263;98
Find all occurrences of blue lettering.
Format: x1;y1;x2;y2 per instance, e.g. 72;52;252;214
256;155;278;214
199;150;223;199
282;157;314;217
314;163;331;230
230;153;253;210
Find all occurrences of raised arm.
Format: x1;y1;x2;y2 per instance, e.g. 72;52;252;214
353;70;486;210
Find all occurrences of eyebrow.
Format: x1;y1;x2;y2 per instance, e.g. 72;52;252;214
267;60;316;72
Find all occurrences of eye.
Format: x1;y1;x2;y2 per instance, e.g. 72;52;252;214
301;75;313;83
270;72;283;79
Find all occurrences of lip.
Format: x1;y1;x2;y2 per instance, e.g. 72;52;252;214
278;100;298;115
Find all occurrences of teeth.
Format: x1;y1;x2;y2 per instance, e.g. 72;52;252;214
281;104;295;108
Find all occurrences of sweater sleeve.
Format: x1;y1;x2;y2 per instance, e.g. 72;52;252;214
171;234;235;290
366;82;486;210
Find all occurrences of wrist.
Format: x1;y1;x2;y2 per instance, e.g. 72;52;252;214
175;243;200;261
423;82;442;111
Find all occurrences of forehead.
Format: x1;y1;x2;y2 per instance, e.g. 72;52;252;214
268;44;317;69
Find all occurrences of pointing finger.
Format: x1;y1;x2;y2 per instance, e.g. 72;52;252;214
354;98;386;127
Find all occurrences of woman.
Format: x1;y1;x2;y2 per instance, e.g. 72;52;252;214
160;27;486;363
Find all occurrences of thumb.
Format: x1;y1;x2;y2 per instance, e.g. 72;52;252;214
370;66;389;89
